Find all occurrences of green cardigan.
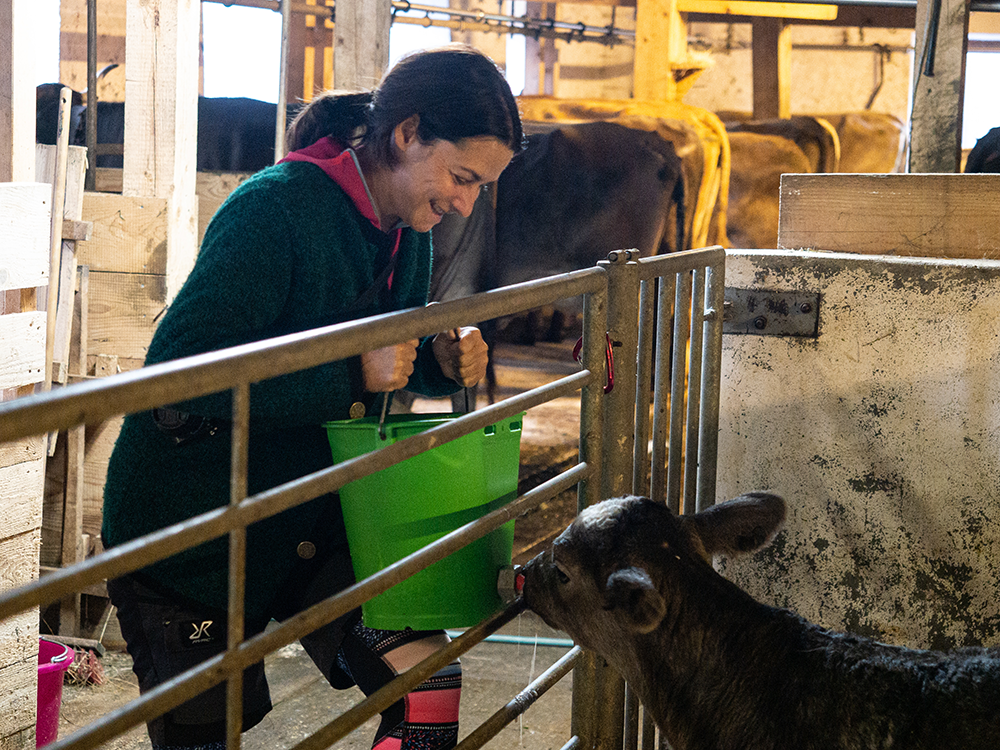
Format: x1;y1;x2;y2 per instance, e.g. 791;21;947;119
102;161;460;620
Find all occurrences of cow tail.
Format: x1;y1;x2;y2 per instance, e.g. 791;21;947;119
673;175;686;252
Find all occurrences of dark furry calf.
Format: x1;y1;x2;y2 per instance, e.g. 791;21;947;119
521;493;1000;750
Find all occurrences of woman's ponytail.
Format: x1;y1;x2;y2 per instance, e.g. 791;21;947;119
285;91;374;152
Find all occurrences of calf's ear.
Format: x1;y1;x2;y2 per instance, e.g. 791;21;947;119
604;566;666;634
682;492;785;558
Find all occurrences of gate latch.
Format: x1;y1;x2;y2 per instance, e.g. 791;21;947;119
723;288;820;338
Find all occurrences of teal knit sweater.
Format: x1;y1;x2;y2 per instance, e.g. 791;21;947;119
101;161;460;619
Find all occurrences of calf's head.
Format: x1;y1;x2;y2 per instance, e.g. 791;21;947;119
521;493;785;651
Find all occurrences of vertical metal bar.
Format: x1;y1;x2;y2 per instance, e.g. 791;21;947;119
682;267;707;514
275;0;293;162
666;271;692;514
696;259;727;511
633;278;655;497
85;0;97;191
650;274;675;506
600;252;640;501
227;383;251;750
624;687;640;750
642;711;657;750
573;267;607;750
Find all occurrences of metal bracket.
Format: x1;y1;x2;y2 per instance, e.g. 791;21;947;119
723;288;820;337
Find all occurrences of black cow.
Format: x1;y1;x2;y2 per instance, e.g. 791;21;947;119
433;120;685;340
522;494;1000;750
965;127;1000;173
36;85;302;173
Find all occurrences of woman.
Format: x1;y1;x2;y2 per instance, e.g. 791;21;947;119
102;45;523;750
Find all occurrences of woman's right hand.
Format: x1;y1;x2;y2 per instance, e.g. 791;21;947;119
361;340;419;392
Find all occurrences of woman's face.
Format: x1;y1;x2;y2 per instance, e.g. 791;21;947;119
383;116;513;233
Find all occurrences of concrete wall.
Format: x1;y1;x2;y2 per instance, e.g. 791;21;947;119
716;249;1000;651
683;23;914;123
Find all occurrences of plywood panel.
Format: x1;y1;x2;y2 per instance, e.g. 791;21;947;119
0;183;50;291
79;193;169;273
778;174;1000;259
0;312;46;391
87;271;165;360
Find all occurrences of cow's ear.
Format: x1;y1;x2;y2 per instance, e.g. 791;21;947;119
682;492;785;558
604;566;666;634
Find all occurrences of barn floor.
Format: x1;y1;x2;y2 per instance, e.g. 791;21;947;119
55;340;584;750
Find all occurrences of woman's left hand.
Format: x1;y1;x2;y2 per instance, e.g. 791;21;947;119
432;326;489;387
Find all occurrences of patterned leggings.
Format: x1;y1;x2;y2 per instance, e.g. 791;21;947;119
337;620;461;750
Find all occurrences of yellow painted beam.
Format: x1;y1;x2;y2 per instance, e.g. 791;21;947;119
678;0;838;20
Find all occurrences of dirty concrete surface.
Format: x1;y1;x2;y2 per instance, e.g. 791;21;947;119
55;340;585;750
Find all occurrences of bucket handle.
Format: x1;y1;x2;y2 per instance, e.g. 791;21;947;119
40;638;73;663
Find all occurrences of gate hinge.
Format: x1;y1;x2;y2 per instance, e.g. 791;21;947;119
723;288;820;337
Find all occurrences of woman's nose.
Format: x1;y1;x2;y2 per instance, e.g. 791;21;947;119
452;185;480;217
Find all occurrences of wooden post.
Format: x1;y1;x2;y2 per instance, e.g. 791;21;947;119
0;0;37;182
634;0;686;101
332;0;391;91
751;17;791;120
908;0;971;173
124;0;201;301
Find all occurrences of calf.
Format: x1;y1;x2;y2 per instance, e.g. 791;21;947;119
521;494;1000;750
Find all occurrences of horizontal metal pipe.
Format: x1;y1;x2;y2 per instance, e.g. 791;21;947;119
446;632;575;648
42;460;586;749
0;268;605;444
0;381;591;620
455;646;584;750
637;246;726;283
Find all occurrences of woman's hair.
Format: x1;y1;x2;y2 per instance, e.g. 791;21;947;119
286;44;523;163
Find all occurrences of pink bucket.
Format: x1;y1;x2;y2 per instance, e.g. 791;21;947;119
36;638;73;747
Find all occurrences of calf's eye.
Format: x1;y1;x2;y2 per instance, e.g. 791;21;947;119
555;564;571;584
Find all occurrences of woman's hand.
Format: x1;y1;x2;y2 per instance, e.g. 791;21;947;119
432;327;489;387
361;340;419;392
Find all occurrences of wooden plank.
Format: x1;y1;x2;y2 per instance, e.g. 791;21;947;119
678;0;837;19
0;459;45;539
196;171;253;246
908;0;972;172
0;312;46;391
0;183;51;292
0;0;38;182
0;660;36;741
778;174;1000;259
332;0;391;91
79;193;169;274
634;0;686;101
0;530;41;598
124;0;200;300
752;17;791;120
36;144;88;219
87;271;166;361
0;435;44;471
0;610;37;671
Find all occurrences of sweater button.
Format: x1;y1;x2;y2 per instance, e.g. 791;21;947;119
297;541;317;560
349;402;366;419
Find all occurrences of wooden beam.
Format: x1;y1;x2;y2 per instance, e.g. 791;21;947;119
778;174;1000;258
634;0;686;101
688;6;915;27
908;0;972;172
678;0;837;19
124;0;200;300
0;0;37;182
333;0;391;91
751;17;791;120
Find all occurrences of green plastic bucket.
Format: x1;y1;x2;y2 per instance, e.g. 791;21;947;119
324;412;524;630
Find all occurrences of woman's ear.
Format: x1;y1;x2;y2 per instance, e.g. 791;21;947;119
393;114;421;152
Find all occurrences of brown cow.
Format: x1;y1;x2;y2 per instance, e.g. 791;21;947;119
521;494;1000;750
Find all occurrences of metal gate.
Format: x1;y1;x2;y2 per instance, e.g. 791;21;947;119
0;246;725;750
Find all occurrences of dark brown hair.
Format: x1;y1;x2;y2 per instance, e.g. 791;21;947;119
286;44;523;164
